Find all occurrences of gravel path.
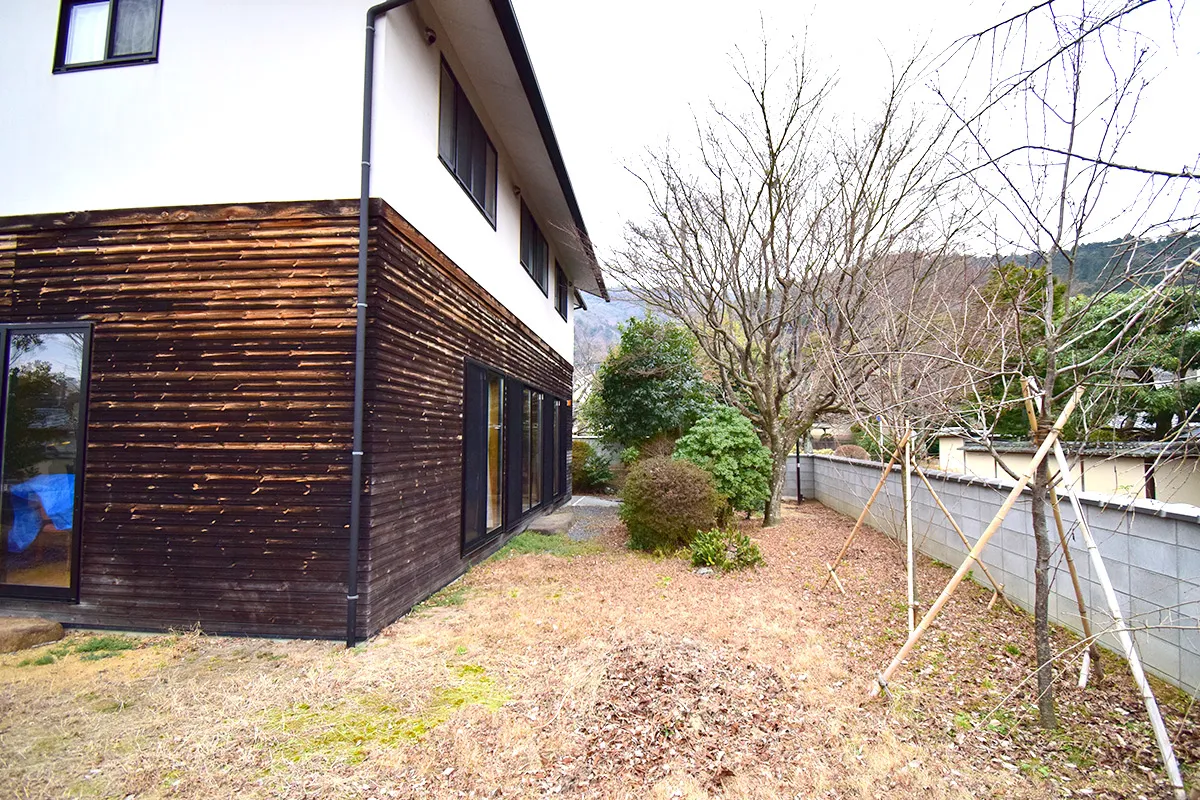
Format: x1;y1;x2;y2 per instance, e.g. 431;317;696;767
566;495;620;541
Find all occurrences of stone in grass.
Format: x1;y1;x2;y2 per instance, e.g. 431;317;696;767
525;511;574;536
0;617;64;653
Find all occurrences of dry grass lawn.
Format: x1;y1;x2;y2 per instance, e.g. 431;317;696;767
0;501;1196;799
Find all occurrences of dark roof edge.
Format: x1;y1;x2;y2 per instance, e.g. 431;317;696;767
488;0;608;301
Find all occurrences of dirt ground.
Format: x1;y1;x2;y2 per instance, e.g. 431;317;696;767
0;501;1196;799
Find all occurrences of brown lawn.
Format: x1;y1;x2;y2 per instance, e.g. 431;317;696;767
0;502;1195;799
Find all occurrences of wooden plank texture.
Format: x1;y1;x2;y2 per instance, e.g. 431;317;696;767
0;201;359;636
359;200;572;636
0;197;572;639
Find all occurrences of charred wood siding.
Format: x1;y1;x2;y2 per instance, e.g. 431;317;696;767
360;200;571;634
0;201;360;637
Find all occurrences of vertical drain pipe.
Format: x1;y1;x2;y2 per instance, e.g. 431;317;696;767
347;0;415;648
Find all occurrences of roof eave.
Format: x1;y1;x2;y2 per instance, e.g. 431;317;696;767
488;0;608;301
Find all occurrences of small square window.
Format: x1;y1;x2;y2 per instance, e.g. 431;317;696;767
54;0;162;73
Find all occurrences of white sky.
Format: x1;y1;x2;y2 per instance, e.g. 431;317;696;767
510;0;1200;258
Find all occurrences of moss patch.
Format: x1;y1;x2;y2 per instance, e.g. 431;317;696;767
263;663;509;765
497;532;603;558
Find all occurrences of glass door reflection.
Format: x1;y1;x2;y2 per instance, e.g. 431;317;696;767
1;330;87;590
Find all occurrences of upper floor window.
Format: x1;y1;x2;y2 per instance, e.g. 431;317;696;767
555;263;568;320
520;202;549;295
54;0;162;73
438;60;497;225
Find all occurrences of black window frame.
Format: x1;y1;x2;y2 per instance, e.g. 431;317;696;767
461;360;569;556
554;263;569;321
520;202;549;295
438;58;498;227
461;361;506;554
53;0;164;74
0;322;93;602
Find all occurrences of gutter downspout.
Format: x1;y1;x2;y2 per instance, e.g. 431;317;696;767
347;0;415;648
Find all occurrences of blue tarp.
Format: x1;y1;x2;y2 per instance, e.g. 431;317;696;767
7;474;74;553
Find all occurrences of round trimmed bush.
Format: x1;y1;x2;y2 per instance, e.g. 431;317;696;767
833;444;871;461
619;457;719;553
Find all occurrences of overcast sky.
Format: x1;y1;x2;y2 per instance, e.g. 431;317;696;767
510;0;1200;258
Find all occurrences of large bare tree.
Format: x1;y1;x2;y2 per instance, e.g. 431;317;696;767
609;41;968;525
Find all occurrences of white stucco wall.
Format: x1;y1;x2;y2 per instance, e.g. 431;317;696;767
937;436;965;473
0;0;573;361
0;0;364;215
372;6;572;361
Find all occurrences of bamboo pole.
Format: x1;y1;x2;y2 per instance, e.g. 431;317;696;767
821;429;913;591
1024;377;1100;685
1048;486;1100;687
912;464;1016;612
903;427;916;633
1051;441;1186;800
869;388;1081;698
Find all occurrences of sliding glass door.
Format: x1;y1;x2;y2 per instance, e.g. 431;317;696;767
462;363;505;551
462;361;569;553
0;325;91;599
521;388;543;513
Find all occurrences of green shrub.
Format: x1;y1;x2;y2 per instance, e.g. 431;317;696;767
688;527;765;571
727;530;765;569
572;440;613;492
673;406;771;522
620;457;718;553
690;528;728;568
619;446;640;465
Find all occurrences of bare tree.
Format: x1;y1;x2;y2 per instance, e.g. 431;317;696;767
934;0;1200;728
609;40;968;525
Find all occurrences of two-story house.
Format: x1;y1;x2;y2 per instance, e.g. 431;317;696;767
0;0;606;642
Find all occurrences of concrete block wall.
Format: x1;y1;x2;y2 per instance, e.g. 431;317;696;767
786;454;1200;695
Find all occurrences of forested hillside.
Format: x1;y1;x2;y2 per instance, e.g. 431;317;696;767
1010;233;1200;291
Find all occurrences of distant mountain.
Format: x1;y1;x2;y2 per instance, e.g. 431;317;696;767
1008;233;1200;291
574;289;654;365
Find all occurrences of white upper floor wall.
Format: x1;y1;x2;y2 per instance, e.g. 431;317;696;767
0;0;588;362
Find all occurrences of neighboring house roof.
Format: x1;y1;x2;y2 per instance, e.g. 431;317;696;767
955;438;1200;460
437;0;607;301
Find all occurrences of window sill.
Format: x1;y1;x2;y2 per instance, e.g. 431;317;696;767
53;55;157;75
438;156;497;230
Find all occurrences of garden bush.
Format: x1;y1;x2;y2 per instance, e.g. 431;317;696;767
673;406;771;522
833;444;871;461
689;527;765;571
619;457;718;553
638;432;678;461
572;440;613;492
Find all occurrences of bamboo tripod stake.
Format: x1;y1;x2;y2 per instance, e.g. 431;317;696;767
1050;441;1186;800
912;465;1016;613
903;428;916;633
869;387;1082;699
1022;378;1100;686
1049;487;1100;687
821;429;913;593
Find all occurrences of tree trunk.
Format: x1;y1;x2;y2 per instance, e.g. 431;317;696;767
1031;459;1058;728
763;444;790;527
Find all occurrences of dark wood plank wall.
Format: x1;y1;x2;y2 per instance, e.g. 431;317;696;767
0;201;360;637
360;200;572;635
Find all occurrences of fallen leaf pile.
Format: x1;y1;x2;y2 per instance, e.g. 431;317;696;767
559;638;799;792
